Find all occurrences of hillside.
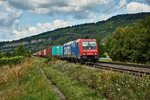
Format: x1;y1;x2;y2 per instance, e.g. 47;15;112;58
0;12;150;52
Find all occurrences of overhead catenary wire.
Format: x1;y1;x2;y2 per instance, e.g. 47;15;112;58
106;3;128;16
102;3;118;14
102;0;138;16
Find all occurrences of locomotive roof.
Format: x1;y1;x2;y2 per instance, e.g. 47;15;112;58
63;38;96;46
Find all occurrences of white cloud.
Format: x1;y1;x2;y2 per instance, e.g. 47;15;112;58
0;1;22;41
127;2;150;13
68;0;111;8
32;8;50;14
0;26;14;41
6;0;113;19
13;19;71;40
0;1;22;26
119;0;127;7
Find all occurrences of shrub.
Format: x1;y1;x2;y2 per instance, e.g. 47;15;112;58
0;56;24;66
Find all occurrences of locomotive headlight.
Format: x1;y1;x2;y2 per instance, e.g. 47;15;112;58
82;53;86;55
94;53;97;55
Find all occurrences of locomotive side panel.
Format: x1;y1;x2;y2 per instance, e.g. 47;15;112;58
70;41;80;58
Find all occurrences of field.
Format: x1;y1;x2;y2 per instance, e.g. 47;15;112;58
0;58;59;100
0;57;150;100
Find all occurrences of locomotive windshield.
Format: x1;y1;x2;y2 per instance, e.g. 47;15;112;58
82;42;97;50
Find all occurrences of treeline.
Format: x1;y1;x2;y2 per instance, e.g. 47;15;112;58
106;16;150;63
0;45;31;66
0;45;31;58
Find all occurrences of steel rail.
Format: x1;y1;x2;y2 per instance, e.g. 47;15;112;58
93;62;150;77
99;61;150;69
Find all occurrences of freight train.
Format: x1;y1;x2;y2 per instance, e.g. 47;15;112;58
33;39;99;63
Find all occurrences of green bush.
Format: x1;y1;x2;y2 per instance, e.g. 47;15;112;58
0;56;24;66
13;45;31;57
106;17;150;63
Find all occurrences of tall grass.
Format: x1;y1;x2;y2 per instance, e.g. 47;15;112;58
36;58;105;100
49;60;150;100
43;65;105;100
0;58;59;100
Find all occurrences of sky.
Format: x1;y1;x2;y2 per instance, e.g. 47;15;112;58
0;0;150;42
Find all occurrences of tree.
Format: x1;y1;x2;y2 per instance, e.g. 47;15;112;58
105;35;113;55
14;45;31;57
96;34;106;57
0;52;13;58
107;16;150;63
0;52;4;58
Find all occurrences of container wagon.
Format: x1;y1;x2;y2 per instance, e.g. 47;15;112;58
45;47;52;57
52;46;63;58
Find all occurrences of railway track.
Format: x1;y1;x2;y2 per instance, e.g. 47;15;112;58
86;61;150;77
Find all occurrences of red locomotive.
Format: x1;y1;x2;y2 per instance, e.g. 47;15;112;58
63;39;99;63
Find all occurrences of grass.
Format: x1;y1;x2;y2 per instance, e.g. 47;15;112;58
34;58;105;100
99;58;112;62
1;57;149;100
0;58;59;100
48;60;150;100
99;57;150;66
42;65;105;100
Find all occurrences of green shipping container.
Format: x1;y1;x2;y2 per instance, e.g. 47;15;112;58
52;46;63;56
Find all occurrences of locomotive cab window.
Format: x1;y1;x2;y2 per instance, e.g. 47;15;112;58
82;42;96;50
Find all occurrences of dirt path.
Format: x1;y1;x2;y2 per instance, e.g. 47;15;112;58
40;69;66;100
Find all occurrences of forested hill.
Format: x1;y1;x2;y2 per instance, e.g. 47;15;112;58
0;12;150;52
